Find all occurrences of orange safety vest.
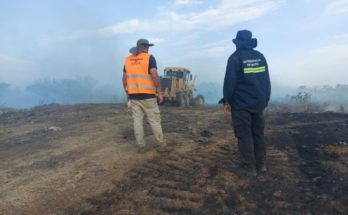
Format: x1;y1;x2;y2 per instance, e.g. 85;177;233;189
124;52;156;94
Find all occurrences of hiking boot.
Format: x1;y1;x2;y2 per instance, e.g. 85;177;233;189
230;164;257;177
156;145;169;153
137;146;145;154
245;168;257;177
258;164;267;172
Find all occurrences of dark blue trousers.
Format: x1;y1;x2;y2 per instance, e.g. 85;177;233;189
231;109;266;170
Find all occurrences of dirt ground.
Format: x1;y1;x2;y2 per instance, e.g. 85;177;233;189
0;104;347;215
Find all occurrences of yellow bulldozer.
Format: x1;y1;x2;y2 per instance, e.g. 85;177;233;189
160;67;205;107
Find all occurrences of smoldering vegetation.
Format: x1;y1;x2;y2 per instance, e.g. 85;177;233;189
270;85;348;113
198;82;348;113
0;77;121;109
0;79;347;112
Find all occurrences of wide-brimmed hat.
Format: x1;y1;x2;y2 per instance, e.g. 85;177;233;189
232;30;257;49
129;38;154;54
137;39;154;47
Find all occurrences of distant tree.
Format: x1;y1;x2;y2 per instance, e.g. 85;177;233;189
336;84;348;90
298;85;307;90
0;82;11;99
0;82;10;104
0;82;10;93
26;76;117;106
340;105;345;112
290;92;311;104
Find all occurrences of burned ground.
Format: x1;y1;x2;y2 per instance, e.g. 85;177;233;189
0;104;347;215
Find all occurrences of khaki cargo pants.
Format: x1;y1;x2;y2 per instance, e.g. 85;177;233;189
130;98;165;147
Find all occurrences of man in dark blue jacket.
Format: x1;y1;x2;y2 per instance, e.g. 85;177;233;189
222;30;271;176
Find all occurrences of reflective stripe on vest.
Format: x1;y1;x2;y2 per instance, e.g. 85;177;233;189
124;53;156;94
244;66;266;74
126;74;152;79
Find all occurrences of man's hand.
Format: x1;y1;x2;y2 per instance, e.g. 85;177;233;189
157;93;163;104
223;103;231;115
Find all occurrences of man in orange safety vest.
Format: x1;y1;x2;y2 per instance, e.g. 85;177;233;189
123;39;167;153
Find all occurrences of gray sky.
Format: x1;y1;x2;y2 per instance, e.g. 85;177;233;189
1;0;348;89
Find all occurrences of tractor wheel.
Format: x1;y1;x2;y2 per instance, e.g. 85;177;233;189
184;95;191;107
195;95;205;106
176;93;186;107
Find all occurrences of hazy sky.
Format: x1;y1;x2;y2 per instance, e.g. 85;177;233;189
0;0;348;89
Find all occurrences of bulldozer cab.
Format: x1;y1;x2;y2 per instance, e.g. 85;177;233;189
164;67;191;82
160;67;204;107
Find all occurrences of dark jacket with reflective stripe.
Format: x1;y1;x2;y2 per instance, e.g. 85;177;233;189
223;48;271;111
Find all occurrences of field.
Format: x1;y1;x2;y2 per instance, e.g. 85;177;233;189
0;104;347;215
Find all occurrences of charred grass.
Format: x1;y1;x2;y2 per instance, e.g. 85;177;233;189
1;105;347;214
67;110;348;215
